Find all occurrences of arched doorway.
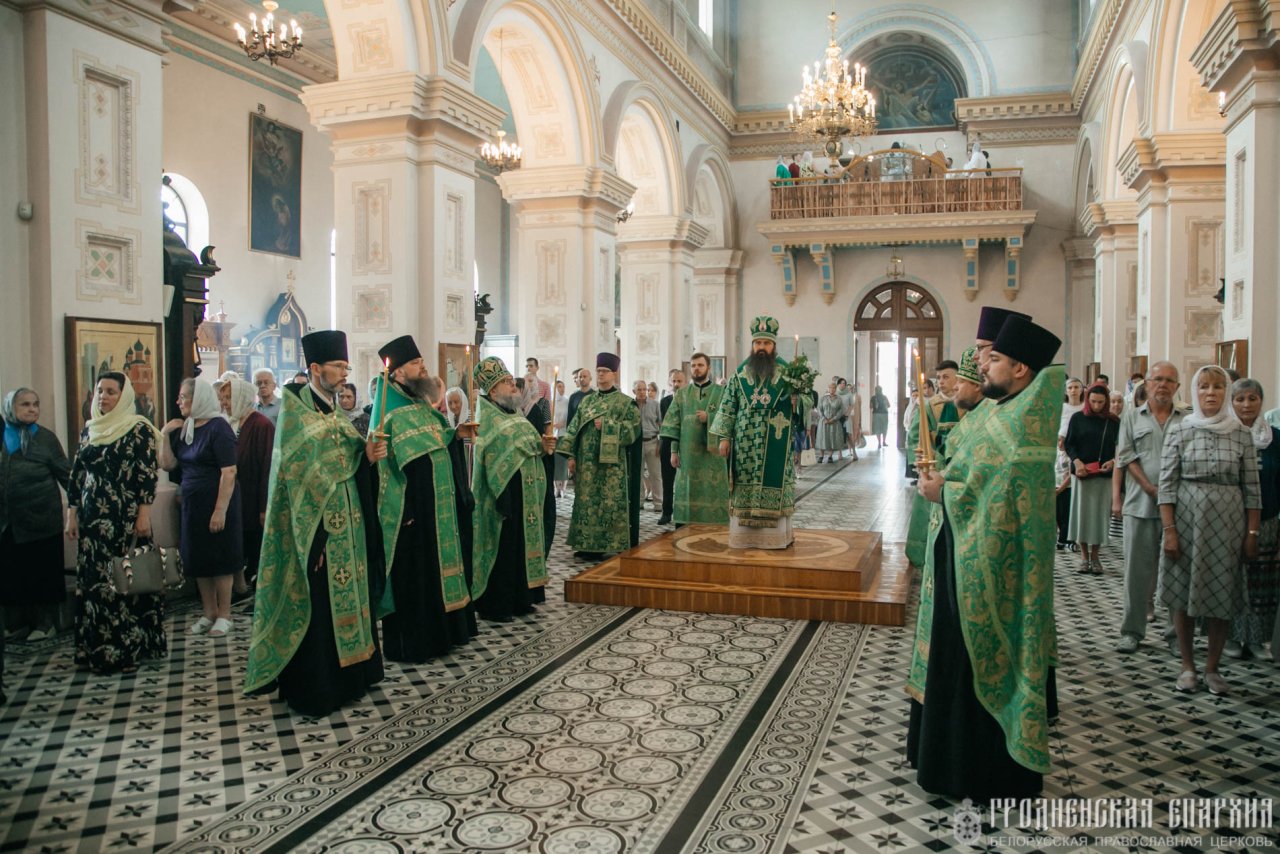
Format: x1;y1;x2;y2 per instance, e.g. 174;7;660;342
854;283;944;449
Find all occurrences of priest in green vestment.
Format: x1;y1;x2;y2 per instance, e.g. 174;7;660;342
711;316;808;549
556;352;641;559
470;357;551;622
905;360;962;567
369;335;475;662
906;316;1063;800
245;330;388;716
659;352;729;524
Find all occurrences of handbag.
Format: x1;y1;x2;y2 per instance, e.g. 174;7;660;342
111;532;184;597
800;448;817;467
1244;551;1279;621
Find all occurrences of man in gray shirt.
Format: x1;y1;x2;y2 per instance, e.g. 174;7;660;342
1113;361;1184;653
635;380;662;506
253;368;281;425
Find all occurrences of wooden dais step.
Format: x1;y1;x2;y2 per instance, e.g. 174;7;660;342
565;527;914;626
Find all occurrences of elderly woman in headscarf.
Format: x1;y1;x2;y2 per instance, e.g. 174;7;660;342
215;377;275;594
1158;365;1262;696
158;378;242;638
1225;377;1280;661
2;388;70;642
65;372;165;673
444;386;471;429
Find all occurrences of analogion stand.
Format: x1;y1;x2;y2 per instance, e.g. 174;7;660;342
565;525;914;626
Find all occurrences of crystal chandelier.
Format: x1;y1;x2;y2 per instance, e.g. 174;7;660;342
233;0;302;66
788;2;877;158
478;29;523;173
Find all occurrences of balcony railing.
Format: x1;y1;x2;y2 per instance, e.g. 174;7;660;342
769;150;1024;220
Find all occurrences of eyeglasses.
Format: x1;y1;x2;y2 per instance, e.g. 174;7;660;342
1148;376;1177;384
321;362;351;371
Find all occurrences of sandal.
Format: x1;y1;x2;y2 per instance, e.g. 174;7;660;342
189;617;213;635
209;618;232;637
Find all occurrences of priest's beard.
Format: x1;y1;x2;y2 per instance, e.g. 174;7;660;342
746;351;776;385
401;375;433;401
981;378;1010;400
491;390;523;412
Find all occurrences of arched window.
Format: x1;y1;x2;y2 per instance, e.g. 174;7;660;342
160;173;210;252
698;0;713;38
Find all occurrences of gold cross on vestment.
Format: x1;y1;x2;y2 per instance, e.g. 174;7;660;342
750;387;772;407
527;512;537;525
326;510;347;532
768;412;790;440
333;567;351;586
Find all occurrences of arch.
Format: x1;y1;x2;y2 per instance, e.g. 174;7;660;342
319;0;427;79
840;7;996;97
1072;135;1098;224
685;144;737;249
1148;0;1229;133
604;81;686;214
452;0;602;167
1118;40;1150;136
162;172;209;253
1099;60;1139;199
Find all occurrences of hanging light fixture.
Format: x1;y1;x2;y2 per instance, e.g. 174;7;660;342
788;1;877;158
479;28;523;173
886;246;905;279
233;0;303;66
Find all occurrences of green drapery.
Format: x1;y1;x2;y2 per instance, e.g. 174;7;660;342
906;368;1064;774
471;396;547;600
245;385;377;693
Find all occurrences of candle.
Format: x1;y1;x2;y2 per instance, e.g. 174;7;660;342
377;357;390;437
914;348;933;465
464;344;475;422
548;366;559;436
794;334;800;361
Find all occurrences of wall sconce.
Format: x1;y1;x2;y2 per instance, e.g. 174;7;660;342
616;198;636;224
1218;91;1227;118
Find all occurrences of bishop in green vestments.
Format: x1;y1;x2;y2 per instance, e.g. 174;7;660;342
556;352;641;558
470;357;551;622
370;335;475;662
245;330;388;716
711;316;809;548
659;352;729;524
907;317;1063;800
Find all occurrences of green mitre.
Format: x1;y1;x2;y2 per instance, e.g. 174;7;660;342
474;356;512;394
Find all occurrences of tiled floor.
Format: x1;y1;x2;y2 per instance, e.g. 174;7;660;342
2;448;1278;853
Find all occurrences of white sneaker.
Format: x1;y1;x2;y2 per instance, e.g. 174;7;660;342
189;617;213;635
209;618;232;637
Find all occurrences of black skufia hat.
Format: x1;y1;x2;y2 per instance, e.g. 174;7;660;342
992;316;1061;371
301;330;348;366
976;306;1031;341
378;335;422;372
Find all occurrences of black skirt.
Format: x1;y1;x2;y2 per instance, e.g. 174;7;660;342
0;527;67;606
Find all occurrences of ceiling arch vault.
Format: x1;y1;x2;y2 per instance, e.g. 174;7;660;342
607;82;686;218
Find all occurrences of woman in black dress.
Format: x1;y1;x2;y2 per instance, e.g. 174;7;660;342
65;372;166;674
2;388;70;641
159;379;242;637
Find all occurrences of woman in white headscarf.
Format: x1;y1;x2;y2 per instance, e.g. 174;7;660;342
444;387;471;429
159;379;243;638
215;378;275;595
65;372;165;673
1157;365;1262;696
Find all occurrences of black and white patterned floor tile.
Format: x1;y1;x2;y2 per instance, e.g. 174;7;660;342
2;449;1278;853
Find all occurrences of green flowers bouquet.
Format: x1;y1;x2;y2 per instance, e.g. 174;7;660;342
779;353;819;395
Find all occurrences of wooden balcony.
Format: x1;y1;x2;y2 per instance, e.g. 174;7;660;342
769;167;1024;219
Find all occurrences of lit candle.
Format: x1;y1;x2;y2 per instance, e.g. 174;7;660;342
548;366;559;436
794;334;800;360
464;344;475;422
377;357;390;437
913;348;933;465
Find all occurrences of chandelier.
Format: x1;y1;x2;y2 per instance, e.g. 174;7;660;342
886;246;905;278
233;0;302;66
478;29;523;173
787;2;877;158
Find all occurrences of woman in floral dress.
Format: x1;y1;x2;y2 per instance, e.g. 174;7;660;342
65;372;166;674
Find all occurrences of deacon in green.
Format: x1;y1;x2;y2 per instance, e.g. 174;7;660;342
245;330;389;716
660;351;729;524
904;359;961;567
906;315;1064;800
712;316;808;549
470;357;554;621
556;352;641;560
370;334;476;662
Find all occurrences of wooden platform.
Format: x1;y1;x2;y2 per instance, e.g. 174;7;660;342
564;525;915;626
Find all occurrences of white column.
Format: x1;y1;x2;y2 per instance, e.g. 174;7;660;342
1092;223;1137;380
691;248;744;366
1061;238;1096;372
303;75;502;393
497;166;634;382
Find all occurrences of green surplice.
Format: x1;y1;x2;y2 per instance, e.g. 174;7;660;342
710;358;808;527
906;366;1064;774
905;397;961;567
471;396;547;600
556;387;641;553
659;381;729;524
245;385;378;693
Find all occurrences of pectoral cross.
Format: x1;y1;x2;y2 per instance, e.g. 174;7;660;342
750;387;772;408
768;411;790;440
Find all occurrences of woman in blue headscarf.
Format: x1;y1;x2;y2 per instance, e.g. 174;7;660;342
1;388;70;643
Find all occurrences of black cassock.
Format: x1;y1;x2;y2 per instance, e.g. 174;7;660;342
474;457;548;621
906;509;1055;801
523;403;557;554
275;391;385;717
381;434;478;663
